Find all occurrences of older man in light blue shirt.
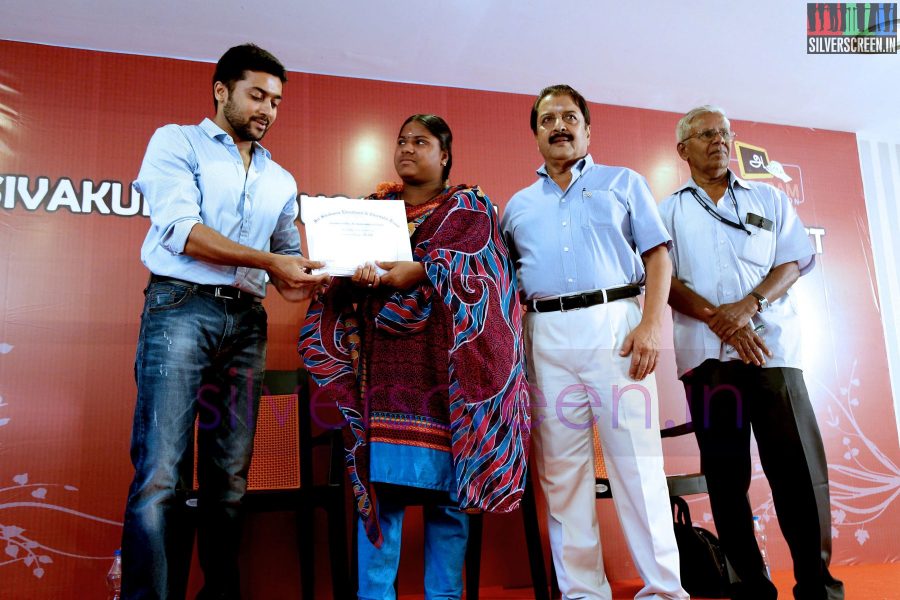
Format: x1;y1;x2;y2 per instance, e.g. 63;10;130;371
660;171;814;377
658;105;843;600
501;84;687;600
122;44;325;600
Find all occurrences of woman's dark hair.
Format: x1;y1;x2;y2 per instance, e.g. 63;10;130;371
212;43;287;110
399;114;453;182
529;84;591;133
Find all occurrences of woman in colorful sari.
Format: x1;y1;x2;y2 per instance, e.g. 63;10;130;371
298;114;529;599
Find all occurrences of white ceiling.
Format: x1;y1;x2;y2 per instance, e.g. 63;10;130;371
2;0;899;139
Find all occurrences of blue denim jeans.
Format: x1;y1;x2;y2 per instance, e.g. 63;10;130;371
122;279;267;600
357;496;469;600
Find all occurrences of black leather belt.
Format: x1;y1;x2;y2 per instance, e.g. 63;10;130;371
525;285;641;313
149;275;261;303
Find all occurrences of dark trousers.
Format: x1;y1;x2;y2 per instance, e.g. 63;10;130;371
683;360;844;600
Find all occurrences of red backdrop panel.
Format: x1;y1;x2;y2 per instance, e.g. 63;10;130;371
0;40;896;598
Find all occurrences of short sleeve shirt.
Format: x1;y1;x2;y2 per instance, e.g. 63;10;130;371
657;172;815;376
501;155;671;302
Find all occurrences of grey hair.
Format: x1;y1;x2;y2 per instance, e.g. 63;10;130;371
676;105;729;143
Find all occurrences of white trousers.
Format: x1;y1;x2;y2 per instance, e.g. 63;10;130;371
524;298;688;600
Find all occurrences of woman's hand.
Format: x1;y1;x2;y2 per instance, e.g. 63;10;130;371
376;261;428;290
351;262;382;289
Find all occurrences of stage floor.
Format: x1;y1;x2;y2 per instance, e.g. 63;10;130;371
398;563;899;599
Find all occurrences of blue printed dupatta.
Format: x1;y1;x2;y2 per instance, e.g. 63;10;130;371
298;184;529;547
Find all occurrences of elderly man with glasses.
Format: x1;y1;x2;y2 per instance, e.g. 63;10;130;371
657;105;844;600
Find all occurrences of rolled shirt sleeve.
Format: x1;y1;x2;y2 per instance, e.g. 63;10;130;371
270;192;302;256
135;118;302;297
134;125;203;255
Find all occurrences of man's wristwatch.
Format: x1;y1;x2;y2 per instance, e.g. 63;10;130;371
749;291;769;313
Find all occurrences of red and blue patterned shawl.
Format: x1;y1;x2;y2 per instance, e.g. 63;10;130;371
298;184;529;547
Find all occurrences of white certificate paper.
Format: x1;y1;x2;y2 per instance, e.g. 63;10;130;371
300;196;413;276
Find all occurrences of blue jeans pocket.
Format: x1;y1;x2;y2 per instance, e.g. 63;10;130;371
147;282;194;313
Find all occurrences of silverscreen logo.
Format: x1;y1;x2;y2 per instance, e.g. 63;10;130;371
807;3;898;53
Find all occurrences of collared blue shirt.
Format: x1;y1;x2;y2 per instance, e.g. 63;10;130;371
657;171;815;376
500;154;671;302
135;118;301;297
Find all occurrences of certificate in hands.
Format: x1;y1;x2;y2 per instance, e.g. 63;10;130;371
300;196;413;276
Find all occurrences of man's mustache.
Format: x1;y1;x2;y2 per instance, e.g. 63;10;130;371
550;133;573;143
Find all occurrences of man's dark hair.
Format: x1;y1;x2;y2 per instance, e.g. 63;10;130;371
529;84;591;133
399;114;453;182
212;43;287;110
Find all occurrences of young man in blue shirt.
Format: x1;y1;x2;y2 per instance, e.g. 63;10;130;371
122;43;326;600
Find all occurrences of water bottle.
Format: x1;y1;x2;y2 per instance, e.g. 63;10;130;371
107;548;122;600
753;516;771;578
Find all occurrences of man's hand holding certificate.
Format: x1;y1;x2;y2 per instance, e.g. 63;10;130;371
300;196;413;276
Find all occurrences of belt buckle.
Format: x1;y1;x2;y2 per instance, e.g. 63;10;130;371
214;286;238;300
600;288;608;304
559;295;569;312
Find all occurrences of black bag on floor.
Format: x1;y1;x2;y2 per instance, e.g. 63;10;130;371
671;495;732;598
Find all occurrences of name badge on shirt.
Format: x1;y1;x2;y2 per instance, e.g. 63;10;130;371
745;212;774;232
